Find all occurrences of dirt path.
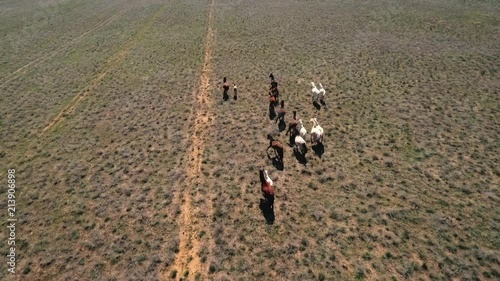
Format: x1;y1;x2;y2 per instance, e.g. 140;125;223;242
39;6;165;137
165;0;216;280
0;8;129;88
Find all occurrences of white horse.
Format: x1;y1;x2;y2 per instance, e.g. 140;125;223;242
318;83;326;102
294;135;307;155
298;119;307;138
309;118;324;145
311;82;320;103
264;169;273;186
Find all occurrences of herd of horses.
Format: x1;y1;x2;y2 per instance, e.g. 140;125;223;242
263;74;326;217
220;74;327;222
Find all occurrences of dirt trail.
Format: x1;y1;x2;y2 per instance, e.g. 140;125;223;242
39;6;165;137
0;8;128;88
165;0;216;280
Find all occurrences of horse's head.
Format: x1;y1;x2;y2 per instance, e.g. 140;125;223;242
259;169;265;185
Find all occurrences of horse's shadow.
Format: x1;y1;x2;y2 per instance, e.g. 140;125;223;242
288;134;295;147
320;100;327;108
272;158;284;171
269;105;276;120
313;101;321;110
277;120;286;132
223;90;229;101
259;199;275;224
267;152;284;171
312;143;325;158
294;149;308;165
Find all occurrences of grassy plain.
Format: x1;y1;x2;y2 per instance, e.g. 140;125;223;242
0;0;498;280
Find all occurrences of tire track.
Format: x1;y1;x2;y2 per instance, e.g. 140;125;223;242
39;5;166;137
0;8;128;88
165;0;216;280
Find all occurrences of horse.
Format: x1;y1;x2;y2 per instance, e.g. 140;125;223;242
311;82;320;104
269;73;278;88
269;90;279;107
318;83;326;104
286;111;298;134
275;100;286;124
259;169;275;209
292;129;307;155
271;80;278;90
267;134;284;162
222;77;230;100
310;118;324;145
269;86;279;107
286;111;298;145
298;119;307;138
268;97;277;120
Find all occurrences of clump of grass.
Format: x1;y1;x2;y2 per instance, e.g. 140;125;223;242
355;267;365;280
209;263;217;274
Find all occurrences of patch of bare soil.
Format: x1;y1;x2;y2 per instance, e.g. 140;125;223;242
166;0;216;280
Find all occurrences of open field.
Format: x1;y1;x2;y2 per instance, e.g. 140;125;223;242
0;0;499;280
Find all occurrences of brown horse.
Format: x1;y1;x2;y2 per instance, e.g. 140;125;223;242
275;100;286;124
269;86;279;107
259;169;275;209
286;111;298;135
267;134;284;162
222;77;230;100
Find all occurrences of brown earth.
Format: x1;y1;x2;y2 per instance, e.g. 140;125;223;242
0;0;498;280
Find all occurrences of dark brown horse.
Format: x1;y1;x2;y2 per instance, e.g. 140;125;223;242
269;73;278;90
286;111;298;145
222;77;230;100
268;98;277;120
259;169;275;209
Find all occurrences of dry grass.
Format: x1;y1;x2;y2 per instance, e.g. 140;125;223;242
0;0;498;280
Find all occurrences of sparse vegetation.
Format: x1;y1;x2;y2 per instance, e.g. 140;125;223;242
0;0;498;280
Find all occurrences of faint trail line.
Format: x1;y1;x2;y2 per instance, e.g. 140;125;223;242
167;0;215;280
39;5;165;137
0;8;128;88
